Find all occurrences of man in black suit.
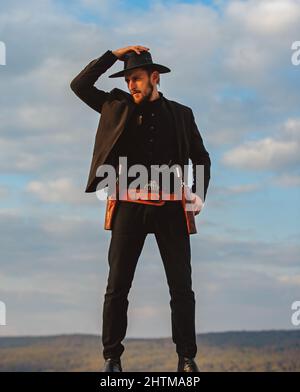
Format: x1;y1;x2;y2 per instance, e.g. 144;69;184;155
70;45;211;372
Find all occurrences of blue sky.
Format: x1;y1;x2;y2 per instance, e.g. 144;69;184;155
0;0;300;338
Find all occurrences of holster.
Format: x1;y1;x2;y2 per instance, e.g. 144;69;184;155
104;195;119;231
104;184;197;235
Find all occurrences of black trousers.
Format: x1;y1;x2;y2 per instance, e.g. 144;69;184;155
102;200;197;359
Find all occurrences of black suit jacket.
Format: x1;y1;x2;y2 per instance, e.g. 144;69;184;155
70;50;211;201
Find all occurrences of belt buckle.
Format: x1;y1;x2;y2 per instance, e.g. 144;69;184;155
143;180;162;203
144;180;160;192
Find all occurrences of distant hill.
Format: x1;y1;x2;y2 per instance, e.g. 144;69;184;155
0;330;299;372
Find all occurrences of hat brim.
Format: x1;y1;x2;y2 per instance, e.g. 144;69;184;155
108;63;171;78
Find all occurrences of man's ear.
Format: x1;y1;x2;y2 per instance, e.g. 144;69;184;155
153;70;160;85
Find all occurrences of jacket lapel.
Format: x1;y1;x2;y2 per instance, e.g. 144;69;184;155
90;93;136;175
162;97;182;164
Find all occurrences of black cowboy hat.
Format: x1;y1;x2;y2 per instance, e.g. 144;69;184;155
108;50;171;78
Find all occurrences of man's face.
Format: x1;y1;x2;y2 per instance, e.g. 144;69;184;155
125;68;156;104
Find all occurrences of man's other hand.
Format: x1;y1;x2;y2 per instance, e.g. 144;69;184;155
190;192;204;216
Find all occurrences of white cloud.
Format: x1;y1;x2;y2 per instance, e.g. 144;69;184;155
283;118;300;139
209;184;261;197
222;117;300;171
222;137;299;170
0;186;9;199
278;274;300;286
227;183;260;193
272;174;300;187
0;137;45;170
26;178;86;204
226;0;300;35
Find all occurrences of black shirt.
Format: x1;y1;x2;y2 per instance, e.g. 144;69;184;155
110;91;179;190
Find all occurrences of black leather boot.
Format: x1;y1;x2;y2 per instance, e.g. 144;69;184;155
177;356;200;372
103;357;122;372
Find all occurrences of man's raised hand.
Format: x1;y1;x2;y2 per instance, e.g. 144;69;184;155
112;45;150;61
